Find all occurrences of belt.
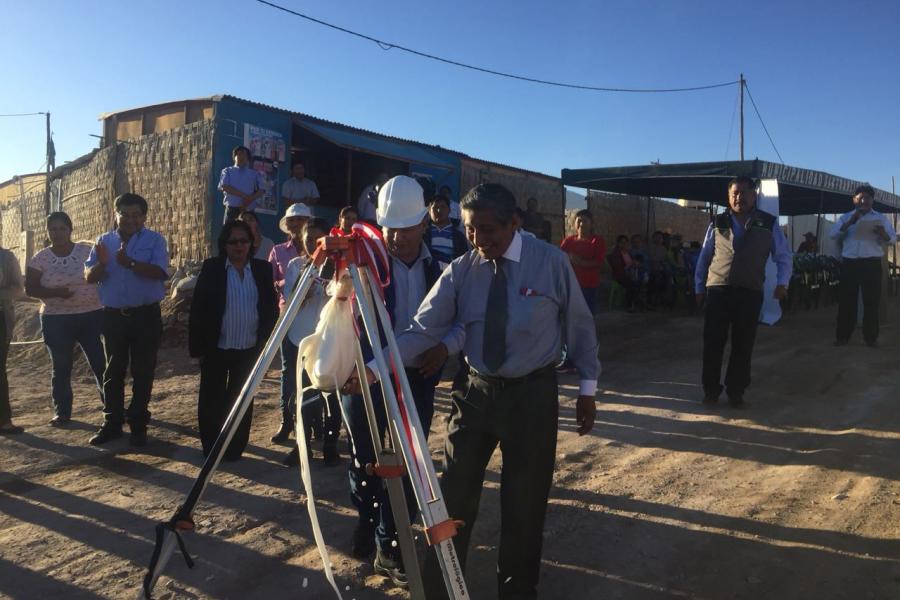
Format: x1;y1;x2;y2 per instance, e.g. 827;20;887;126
469;364;556;390
105;302;160;317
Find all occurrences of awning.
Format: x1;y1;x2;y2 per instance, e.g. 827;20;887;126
294;117;458;170
561;160;900;215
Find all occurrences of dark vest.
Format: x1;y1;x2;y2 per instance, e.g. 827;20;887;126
706;209;776;291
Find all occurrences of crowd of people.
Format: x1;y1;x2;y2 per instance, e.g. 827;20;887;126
0;149;893;598
560;209;703;315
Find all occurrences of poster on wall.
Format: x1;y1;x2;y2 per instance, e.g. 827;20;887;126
244;124;286;215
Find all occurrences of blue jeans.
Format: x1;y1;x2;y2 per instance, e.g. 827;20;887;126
344;368;438;557
280;339;298;422
41;310;106;418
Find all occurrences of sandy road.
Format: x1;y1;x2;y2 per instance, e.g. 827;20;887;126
1;298;898;599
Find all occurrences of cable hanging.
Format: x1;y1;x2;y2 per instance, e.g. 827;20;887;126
0;112;46;118
254;0;739;94
744;81;784;164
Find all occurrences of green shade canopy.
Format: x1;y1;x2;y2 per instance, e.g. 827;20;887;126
561;160;900;215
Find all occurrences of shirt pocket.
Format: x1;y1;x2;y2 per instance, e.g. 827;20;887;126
509;294;558;338
130;240;156;264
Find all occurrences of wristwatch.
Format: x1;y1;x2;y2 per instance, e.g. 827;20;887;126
128;259;137;270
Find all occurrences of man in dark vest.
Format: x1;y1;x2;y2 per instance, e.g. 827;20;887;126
695;176;792;407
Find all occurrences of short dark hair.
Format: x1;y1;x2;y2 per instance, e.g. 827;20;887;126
232;145;251;159
439;184;452;194
854;184;875;197
574;209;593;222
339;205;358;219
304;217;330;237
217;220;253;256
616;234;629;244
46;211;72;230
460;183;516;225
513;206;526;219
728;175;757;190
115;193;148;215
429;194;450;208
414;176;436;202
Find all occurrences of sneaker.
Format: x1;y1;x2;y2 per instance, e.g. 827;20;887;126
49;415;71;427
89;426;123;445
130;427;148;447
271;421;292;443
374;549;408;589
351;523;376;559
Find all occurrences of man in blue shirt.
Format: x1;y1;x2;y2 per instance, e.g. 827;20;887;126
85;193;169;447
218;145;265;224
694;176;792;407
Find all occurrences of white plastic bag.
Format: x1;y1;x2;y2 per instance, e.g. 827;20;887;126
297;274;357;391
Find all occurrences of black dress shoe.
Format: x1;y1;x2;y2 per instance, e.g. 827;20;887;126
49;415;71;427
322;448;342;466
374;549;408;589
281;446;300;466
271;422;292;443
727;393;745;408
89;427;123;445
351;522;376;559
130;428;148;447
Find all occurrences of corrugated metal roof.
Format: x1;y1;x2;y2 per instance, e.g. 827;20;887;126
99;94;559;182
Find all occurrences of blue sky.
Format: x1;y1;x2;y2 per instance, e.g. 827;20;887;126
2;0;898;193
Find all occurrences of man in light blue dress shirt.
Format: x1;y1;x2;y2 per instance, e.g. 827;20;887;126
358;183;600;600
85;193;169;447
218;145;265;224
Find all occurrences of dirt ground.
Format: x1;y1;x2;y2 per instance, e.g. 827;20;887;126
1;295;899;600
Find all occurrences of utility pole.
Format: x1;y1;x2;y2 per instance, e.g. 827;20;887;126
739;73;745;161
44;111;53;214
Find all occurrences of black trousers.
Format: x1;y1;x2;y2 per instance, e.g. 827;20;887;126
836;257;882;344
0;314;10;425
423;367;558;600
198;347;258;459
702;286;763;397
102;304;162;430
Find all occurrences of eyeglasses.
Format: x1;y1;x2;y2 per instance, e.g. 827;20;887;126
226;239;251;246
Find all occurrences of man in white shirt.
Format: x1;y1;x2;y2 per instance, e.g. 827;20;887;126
357;173;389;224
829;184;896;347
281;163;319;208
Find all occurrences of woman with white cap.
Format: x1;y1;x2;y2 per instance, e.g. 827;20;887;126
268;202;311;443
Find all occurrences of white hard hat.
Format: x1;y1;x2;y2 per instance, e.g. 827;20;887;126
279;203;312;233
376;176;428;228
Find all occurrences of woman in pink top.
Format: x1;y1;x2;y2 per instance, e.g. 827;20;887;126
25;212;106;426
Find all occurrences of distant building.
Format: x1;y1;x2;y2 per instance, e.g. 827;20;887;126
0;95;565;266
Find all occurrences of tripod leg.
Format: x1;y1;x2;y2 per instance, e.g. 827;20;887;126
351;343;426;599
349;265;469;600
143;259;320;597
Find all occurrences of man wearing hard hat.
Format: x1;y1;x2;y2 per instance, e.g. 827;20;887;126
351;182;599;599
343;175;455;588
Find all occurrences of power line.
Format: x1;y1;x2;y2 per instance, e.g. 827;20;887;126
254;0;740;94
744;81;784;164
0;112;46;117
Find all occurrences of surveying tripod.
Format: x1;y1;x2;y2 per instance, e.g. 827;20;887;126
142;233;469;600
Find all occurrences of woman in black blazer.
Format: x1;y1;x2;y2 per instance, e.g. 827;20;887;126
189;220;278;460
